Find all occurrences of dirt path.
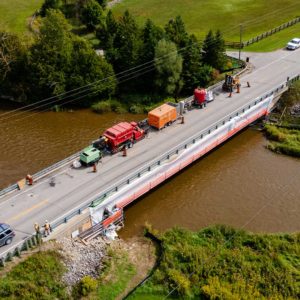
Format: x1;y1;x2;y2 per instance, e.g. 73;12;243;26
115;237;156;300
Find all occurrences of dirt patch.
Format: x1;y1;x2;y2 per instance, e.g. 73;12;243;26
114;237;156;300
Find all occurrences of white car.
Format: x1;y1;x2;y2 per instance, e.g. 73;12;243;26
286;38;300;50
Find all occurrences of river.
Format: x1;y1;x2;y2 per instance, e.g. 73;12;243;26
0;108;299;235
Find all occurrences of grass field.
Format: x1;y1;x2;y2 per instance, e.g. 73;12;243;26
0;0;43;34
113;0;300;51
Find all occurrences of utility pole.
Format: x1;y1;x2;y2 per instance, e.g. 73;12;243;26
239;24;243;62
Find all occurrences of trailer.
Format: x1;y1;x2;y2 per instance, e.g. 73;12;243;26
148;104;177;130
80;146;102;166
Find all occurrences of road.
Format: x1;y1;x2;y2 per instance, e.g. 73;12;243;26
1;49;300;256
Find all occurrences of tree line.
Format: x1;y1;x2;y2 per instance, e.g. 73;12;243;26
0;0;227;108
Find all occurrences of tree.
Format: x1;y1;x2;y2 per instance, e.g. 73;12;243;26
0;32;27;99
154;39;183;97
165;16;189;49
96;0;107;9
202;30;226;71
80;0;104;31
26;9;116;104
40;0;62;17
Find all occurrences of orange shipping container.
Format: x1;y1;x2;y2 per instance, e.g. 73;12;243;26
148;104;177;129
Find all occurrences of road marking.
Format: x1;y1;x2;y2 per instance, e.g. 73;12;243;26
5;199;48;223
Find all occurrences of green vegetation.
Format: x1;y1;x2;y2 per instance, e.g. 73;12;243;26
245;22;300;52
112;0;300;41
0;250;68;300
129;225;300;299
96;246;136;299
0;0;44;34
265;125;300;157
265;81;300;157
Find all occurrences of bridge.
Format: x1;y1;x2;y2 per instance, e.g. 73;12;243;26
1;49;300;261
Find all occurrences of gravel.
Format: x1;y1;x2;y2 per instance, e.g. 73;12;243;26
291;103;300;116
57;237;109;286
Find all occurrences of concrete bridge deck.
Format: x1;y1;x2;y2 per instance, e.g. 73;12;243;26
1;49;300;257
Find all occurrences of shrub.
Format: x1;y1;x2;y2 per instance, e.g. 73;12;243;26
91;100;112;113
77;276;98;297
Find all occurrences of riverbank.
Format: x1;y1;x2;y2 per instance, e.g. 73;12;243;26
0;236;156;299
264;82;300;158
1;226;299;299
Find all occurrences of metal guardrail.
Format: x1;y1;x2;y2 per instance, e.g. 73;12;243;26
0;151;81;199
1;74;299;265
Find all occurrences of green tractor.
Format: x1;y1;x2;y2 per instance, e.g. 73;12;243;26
79;146;102;166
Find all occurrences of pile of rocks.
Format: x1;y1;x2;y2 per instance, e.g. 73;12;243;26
57;237;108;286
291;103;300;116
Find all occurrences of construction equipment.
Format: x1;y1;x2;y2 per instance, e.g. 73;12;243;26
80;145;102;166
148;103;177;130
223;74;240;92
102;121;147;154
194;88;207;108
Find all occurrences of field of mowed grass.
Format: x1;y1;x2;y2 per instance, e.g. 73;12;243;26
0;0;43;34
244;22;300;51
112;0;300;42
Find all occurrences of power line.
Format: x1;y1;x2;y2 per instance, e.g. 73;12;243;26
1;4;297;121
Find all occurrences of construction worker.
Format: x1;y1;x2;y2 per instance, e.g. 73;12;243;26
43;220;51;237
34;222;40;235
26;174;33;185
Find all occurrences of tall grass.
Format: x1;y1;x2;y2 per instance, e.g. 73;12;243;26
265;124;300;157
129;225;300;299
0;250;68;299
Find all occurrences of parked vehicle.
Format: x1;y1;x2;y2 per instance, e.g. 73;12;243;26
148;104;177;129
102;121;147;153
0;223;15;246
286;38;300;50
80;145;102;166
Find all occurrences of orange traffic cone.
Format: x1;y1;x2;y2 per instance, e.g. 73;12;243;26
237;84;240;93
93;163;97;173
123;147;127;157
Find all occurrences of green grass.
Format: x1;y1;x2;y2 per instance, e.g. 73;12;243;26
112;0;300;50
244;22;300;51
265;124;300;157
96;247;137;300
0;0;44;34
129;225;300;299
0;250;68;300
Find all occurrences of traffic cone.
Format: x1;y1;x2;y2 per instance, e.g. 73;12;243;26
181;116;185;124
237;84;240;93
247;81;251;88
93;163;97;173
123;147;127;157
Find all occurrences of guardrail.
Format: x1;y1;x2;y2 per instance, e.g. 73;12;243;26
0;151;81;199
1;74;299;266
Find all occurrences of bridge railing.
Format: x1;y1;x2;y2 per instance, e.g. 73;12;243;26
1;74;299;265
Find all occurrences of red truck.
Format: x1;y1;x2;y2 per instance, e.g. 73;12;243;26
103;121;147;153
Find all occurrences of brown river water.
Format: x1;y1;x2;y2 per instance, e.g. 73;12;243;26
0;108;299;236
